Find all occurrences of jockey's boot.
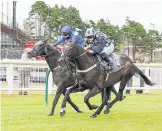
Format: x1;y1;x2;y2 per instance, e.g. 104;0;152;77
100;53;113;70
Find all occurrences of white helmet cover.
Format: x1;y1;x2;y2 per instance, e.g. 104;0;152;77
85;28;96;37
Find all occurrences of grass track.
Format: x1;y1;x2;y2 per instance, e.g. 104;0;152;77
1;90;162;131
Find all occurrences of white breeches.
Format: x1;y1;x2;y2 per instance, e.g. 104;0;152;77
101;43;114;55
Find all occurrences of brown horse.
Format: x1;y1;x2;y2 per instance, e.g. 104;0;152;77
58;43;154;118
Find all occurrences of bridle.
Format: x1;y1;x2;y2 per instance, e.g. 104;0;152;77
30;44;56;58
59;44;99;73
62;44;89;61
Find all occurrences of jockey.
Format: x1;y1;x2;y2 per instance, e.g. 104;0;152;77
53;26;85;47
85;28;114;70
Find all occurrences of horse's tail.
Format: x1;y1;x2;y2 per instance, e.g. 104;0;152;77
120;54;154;86
133;64;154;86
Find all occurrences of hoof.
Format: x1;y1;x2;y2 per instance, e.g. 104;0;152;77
60;110;66;116
78;110;83;113
48;113;53;116
121;96;126;101
90;114;97;118
90;105;99;110
104;109;110;114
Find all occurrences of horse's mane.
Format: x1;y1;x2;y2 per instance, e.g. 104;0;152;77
46;43;60;54
47;43;56;50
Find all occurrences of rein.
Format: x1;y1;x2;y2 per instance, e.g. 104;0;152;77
53;66;61;71
74;48;90;60
63;45;98;73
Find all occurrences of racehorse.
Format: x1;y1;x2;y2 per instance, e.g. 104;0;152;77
27;39;117;116
58;42;154;118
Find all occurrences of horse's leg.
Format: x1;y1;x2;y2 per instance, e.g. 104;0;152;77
101;85;118;114
110;86;118;96
91;88;108;118
103;87;111;114
101;89;105;108
108;78;128;108
62;92;83;114
84;87;100;110
104;85;119;114
60;84;84;116
48;85;64;116
117;75;134;101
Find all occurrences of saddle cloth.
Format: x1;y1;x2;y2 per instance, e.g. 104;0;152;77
97;53;122;72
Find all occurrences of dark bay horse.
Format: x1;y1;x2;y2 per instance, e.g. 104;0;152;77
27;39;117;116
58;43;154;118
27;39;83;116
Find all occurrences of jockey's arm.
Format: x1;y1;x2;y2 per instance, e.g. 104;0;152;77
53;37;65;47
71;32;85;47
90;44;104;54
89;32;108;54
84;40;92;49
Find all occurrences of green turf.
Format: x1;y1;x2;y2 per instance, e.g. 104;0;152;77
1;90;162;131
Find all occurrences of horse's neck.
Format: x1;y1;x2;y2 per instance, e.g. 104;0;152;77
45;49;60;70
76;52;98;70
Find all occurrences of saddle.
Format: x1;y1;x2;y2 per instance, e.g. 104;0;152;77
96;53;121;72
97;55;112;71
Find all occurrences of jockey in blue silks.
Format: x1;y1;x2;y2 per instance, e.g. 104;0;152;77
53;26;85;47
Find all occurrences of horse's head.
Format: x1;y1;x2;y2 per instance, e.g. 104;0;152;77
27;39;53;58
58;42;84;66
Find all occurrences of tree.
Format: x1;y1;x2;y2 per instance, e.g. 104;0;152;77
27;2;85;42
96;19;123;52
121;17;147;61
22;19;36;36
58;5;85;36
29;1;53;40
142;30;162;61
26;3;161;59
29;1;48;22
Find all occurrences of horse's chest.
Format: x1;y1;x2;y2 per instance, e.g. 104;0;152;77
53;70;75;85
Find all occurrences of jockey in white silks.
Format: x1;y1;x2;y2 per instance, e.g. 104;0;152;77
85;28;115;70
